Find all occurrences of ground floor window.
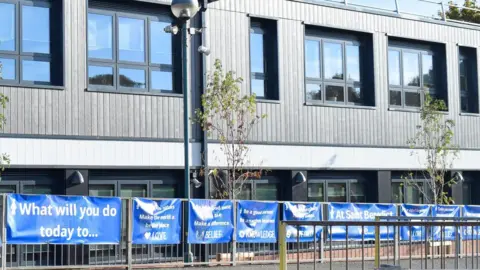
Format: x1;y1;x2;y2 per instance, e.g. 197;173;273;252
236;178;279;201
307;178;366;203
392;176;429;204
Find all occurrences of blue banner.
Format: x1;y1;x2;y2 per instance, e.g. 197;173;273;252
432;205;460;241
283;202;322;242
7;194;121;244
132;198;181;244
328;203;396;241
188;200;234;244
400;204;430;241
237;201;278;243
462;205;480;240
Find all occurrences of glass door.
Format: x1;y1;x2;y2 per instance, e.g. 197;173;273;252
308;182;325;202
119;183;148;261
327;182;347;202
89;184;116;261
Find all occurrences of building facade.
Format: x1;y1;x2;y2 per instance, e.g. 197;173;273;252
0;0;480;209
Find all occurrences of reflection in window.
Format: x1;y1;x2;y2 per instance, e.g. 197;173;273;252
89;66;114;86
350;182;366;202
256;183;278;201
388;50;401;85
150;21;172;65
237;184;252;200
388;42;440;108
119;68;146;89
87;8;176;93
422;54;434;88
308;183;324;202
327;183;347;202
324;42;343;80
325;85;344;102
22;60;50;83
348;86;362;104
251;78;265;98
459;47;479;114
119;17;145;63
403;52;420;86
304;30;368;106
89;185;115;197
88;13;113;60
392;180;425;204
0;58;15;80
22;6;50;54
346;45;360;82
306;83;322;101
0;3;15;52
250;30;264;74
152;185;176;198
405;91;421;107
305;40;321;79
151;70;173;91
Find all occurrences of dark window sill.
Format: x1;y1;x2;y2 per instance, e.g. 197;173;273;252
256;99;281;104
0;82;64;91
460;112;480;117
305;102;376;110
86;88;184;98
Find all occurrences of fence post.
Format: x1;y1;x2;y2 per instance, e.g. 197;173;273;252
279;222;287;270
374;216;380;269
394;223;399;265
1;194;6;270
127;198;133;270
231;200;236;266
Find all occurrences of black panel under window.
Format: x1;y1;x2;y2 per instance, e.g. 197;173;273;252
459;46;479;114
304;25;375;106
388;37;448;109
249;17;279;100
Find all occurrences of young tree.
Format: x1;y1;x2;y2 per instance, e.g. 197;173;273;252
0;62;11;171
404;94;458;205
193;59;266;199
442;0;480;24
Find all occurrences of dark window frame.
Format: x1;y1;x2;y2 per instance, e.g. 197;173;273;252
391;177;428;204
388;39;446;109
87;5;180;95
249;17;279;101
307;178;366;203
459;46;479;114
304;27;374;107
236;177;280;201
0;0;64;88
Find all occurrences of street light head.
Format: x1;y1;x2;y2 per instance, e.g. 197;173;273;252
171;0;200;21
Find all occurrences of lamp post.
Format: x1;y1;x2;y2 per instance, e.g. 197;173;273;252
169;0;200;263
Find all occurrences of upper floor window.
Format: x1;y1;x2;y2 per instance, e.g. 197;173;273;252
459;46;479;114
388;38;447;109
0;0;63;86
304;26;375;106
87;1;180;94
249;18;279;100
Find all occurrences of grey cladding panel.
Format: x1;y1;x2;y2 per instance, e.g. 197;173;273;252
205;0;480;148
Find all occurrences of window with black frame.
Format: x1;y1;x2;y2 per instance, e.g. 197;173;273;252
459;46;479;114
249;17;279;100
307;179;366;202
236;179;279;201
304;26;374;106
87;2;180;94
388;39;446;109
0;0;63;87
391;177;428;204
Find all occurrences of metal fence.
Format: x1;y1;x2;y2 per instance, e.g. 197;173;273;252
1;196;480;270
280;218;480;270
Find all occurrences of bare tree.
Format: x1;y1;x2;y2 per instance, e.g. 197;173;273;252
193;59;266;199
404;94;458;205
